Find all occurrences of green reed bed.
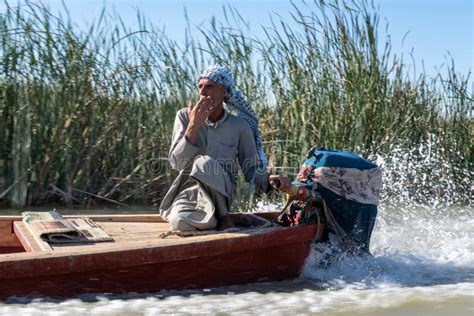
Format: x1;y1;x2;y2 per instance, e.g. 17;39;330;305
0;0;472;208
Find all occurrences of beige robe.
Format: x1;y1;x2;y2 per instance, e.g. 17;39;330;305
159;109;269;230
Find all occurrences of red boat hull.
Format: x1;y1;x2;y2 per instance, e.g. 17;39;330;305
0;214;324;299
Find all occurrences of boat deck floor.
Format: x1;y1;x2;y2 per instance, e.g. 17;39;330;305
10;219;279;255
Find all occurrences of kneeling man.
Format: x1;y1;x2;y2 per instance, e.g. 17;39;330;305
160;65;282;231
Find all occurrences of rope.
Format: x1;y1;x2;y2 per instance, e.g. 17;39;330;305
274;194;323;243
159;227;241;239
275;194;294;222
312;204;322;243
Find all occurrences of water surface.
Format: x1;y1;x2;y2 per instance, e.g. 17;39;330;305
1;204;472;315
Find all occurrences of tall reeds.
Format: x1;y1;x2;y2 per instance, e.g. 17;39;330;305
0;0;472;208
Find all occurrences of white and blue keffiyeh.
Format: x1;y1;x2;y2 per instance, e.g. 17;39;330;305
198;65;268;168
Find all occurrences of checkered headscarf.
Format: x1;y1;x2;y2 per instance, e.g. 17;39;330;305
198;65;268;168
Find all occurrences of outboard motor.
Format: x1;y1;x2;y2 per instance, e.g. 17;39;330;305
277;148;382;254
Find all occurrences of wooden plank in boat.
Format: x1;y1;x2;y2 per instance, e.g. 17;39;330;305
57;226;281;255
96;222;176;241
49;222;177;252
10;220;179;253
13;222;52;252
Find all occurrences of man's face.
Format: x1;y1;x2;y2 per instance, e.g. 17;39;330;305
198;78;226;105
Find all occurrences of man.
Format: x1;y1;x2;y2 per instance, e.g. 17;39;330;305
160;65;288;231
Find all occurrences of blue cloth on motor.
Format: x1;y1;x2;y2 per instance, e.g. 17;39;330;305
309;147;377;170
296;147;379;252
318;186;377;252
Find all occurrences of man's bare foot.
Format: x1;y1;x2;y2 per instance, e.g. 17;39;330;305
218;215;235;230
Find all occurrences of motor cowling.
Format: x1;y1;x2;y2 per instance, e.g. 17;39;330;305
287;148;382;253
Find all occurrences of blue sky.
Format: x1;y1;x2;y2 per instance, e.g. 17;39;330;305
2;0;473;80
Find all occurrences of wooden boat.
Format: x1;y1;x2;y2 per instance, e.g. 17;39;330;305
0;212;325;299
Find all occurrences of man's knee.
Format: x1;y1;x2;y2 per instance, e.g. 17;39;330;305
168;212;195;231
168;211;217;231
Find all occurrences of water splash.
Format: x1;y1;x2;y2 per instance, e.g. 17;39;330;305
299;138;473;293
369;134;472;207
302;209;474;290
